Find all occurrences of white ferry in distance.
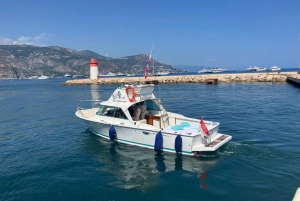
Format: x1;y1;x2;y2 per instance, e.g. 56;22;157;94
269;66;281;71
245;66;258;71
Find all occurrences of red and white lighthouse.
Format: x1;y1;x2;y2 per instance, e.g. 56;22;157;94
90;58;98;79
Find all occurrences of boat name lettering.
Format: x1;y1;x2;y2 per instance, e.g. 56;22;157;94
112;91;122;99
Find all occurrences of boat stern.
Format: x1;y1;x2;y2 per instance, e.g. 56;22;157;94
192;133;232;152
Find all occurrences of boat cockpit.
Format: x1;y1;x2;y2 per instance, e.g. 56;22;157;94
96;99;161;119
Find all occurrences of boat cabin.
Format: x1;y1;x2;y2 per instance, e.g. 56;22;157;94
94;84;170;129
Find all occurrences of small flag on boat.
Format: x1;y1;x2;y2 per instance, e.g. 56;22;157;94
144;62;149;79
200;117;209;136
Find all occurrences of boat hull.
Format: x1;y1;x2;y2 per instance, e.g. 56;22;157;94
78;112;231;156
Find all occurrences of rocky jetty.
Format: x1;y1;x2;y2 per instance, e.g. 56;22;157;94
61;72;298;85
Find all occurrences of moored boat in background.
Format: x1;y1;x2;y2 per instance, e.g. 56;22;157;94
256;67;268;71
117;73;126;76
198;68;213;73
64;73;72;78
100;72;117;77
73;75;85;78
154;72;170;76
126;74;136;77
38;75;49;79
269;66;281;71
212;68;228;73
245;66;258;71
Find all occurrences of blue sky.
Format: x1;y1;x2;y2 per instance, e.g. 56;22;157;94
0;0;299;70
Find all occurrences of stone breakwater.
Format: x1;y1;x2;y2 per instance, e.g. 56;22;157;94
61;72;298;85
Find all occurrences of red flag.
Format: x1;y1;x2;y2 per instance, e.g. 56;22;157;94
144;65;149;79
200;117;209;136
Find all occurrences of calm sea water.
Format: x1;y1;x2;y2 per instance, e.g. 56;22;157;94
1;78;300;201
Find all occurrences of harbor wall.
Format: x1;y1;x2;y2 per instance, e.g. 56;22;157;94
61;72;298;85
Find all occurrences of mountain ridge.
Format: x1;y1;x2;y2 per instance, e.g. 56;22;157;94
0;45;185;79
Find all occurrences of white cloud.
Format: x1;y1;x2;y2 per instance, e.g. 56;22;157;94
0;37;14;45
0;33;47;46
104;53;109;57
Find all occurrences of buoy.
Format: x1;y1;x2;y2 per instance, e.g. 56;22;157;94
109;126;116;140
90;58;99;79
154;131;163;151
174;135;182;153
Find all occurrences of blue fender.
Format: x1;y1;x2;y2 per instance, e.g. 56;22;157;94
154;131;163;151
175;135;182;153
109;126;116;141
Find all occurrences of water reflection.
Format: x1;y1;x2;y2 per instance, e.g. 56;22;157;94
90;85;100;100
83;133;220;193
90;85;100;107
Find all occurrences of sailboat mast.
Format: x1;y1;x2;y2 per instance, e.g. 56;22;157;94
149;42;155;76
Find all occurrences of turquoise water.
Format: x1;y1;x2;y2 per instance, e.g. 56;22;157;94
1;79;300;201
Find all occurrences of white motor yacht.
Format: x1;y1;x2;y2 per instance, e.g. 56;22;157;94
256;67;268;71
245;66;258;71
154;72;170;76
76;84;232;156
212;68;228;73
269;66;281;71
38;75;49;79
73;75;85;78
198;68;213;73
126;74;136;77
100;72;117;77
117;73;126;76
64;73;72;78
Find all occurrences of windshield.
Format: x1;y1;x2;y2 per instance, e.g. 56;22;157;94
96;105;128;119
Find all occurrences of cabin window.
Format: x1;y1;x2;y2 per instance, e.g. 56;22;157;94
146;100;160;111
97;106;128;119
114;107;128;119
96;105;105;115
101;106;116;117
